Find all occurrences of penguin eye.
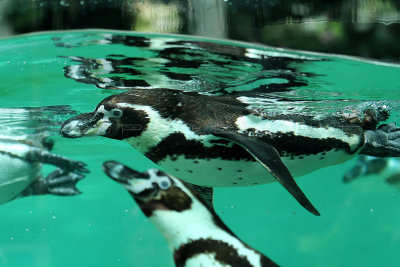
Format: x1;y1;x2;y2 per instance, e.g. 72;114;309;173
110;109;123;118
158;179;171;190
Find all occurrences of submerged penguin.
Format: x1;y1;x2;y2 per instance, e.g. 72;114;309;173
0;106;89;205
0;136;88;205
343;155;400;190
103;161;279;267
60;89;400;215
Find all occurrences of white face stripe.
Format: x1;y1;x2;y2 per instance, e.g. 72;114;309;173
148;176;264;267
116;103;207;153
124;169;171;197
235;114;362;151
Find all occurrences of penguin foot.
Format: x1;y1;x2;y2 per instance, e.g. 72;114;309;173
26;169;86;196
360;124;400;157
44;169;85;196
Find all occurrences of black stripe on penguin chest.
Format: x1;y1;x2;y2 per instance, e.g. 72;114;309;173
173;238;276;267
253;131;357;158
145;129;357;166
145;132;254;163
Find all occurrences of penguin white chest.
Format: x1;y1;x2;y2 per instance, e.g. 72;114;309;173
158;148;355;187
0;154;41;204
0;140;41;204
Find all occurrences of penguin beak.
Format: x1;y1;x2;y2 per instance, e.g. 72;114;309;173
60;112;104;138
102;161;148;185
103;161;161;200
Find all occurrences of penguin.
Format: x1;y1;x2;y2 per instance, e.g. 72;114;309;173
102;160;279;267
60;88;400;215
0;106;89;205
0;135;89;205
343;155;400;190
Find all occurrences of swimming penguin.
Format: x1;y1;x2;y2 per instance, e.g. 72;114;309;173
343;155;400;190
0;106;89;205
0;135;89;205
60;89;400;215
102;161;279;267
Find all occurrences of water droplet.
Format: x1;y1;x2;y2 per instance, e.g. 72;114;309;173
124;209;129;213
10;237;14;240
52;216;56;219
370;208;374;213
25;228;30;232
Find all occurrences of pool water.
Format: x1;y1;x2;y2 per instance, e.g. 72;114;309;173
0;30;399;267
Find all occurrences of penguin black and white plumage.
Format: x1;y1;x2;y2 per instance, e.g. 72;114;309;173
0;107;89;205
60;88;400;215
102;161;279;267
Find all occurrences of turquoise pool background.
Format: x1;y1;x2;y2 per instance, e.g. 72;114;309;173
0;30;399;267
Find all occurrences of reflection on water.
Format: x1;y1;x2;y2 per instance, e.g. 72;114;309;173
0;0;400;60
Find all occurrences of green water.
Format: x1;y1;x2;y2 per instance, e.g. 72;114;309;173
0;30;400;267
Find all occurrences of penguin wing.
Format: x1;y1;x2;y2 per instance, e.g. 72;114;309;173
202;126;320;216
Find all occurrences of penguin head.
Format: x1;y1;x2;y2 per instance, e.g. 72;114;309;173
60;94;150;140
102;161;193;215
103;160;173;200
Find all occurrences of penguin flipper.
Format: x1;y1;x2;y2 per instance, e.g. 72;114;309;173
27;148;89;174
202;126;320;216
